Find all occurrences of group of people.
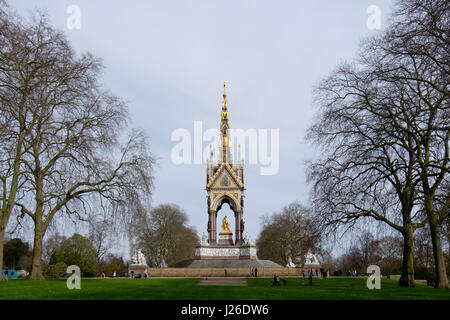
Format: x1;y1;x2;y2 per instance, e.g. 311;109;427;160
270;269;332;287
130;270;149;279
96;272;106;278
250;268;258;277
346;270;359;277
271;274;287;286
301;269;329;279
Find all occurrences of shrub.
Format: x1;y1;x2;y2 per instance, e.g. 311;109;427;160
45;262;68;278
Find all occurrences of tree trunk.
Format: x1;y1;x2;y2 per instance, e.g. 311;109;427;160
428;212;448;289
0;227;5;280
399;226;415;287
30;223;45;280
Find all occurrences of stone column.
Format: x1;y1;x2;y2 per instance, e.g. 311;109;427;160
239;211;244;243
213;211;217;242
207;213;211;243
235;210;243;245
208;210;217;243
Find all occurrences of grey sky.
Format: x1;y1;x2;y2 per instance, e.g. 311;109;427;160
11;0;394;257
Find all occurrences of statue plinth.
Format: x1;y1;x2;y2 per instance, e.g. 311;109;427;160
218;231;234;245
129;249;148;277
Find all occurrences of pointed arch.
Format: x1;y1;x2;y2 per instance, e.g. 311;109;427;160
211;193;240;213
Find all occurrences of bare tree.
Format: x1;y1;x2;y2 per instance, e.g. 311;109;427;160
307;0;449;287
88;217;116;265
256;202;321;267
335;232;403;276
441;213;450;273
333;233;381;276
0;11;154;279
378;235;404;276
414;227;435;280
0;3;37;277
358;232;382;269
86;200;122;265
365;0;449;288
307;59;426;286
318;251;337;275
132;204;199;267
338;246;365;276
42;233;66;264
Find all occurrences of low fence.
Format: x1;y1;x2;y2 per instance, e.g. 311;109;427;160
145;268;307;277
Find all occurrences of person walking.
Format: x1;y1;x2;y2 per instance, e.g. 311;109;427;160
255;267;258;278
3;268;8;281
309;272;313;286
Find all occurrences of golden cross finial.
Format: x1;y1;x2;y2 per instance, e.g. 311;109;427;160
222;82;228;112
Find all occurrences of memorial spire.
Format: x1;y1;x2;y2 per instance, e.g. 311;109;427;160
219;82;231;164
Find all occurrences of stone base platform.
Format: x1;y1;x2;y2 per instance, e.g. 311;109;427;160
172;259;282;268
128;264;147;277
194;244;258;260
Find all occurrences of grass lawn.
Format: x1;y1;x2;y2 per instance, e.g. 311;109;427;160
0;277;449;300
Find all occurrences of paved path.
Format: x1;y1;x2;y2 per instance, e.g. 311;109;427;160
198;277;248;286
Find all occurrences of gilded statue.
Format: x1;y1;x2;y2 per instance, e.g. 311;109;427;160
221;215;231;233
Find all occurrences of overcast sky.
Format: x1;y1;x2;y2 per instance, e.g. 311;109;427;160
11;0;394;257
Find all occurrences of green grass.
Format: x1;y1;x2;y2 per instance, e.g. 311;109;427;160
0;278;448;300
